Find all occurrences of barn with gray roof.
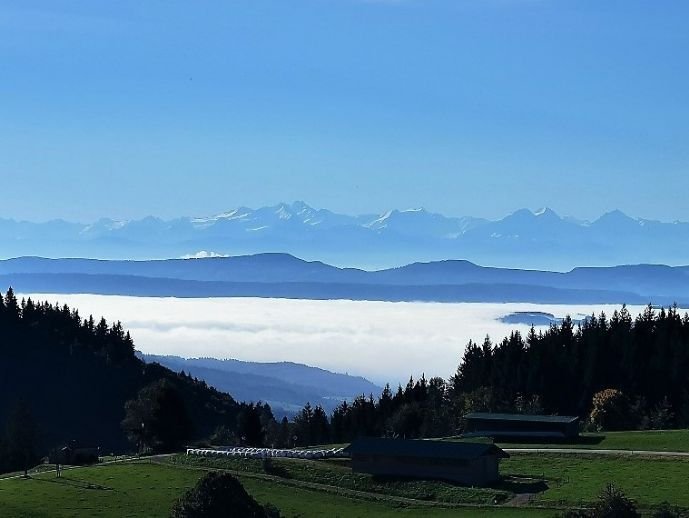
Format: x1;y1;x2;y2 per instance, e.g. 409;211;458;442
464;412;580;440
344;438;509;485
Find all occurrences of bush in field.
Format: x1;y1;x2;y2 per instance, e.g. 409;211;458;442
171;472;279;518
560;484;639;518
652;502;688;518
591;483;639;518
589;389;632;431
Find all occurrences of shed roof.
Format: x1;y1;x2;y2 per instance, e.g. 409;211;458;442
343;438;509;460
462;431;566;439
465;412;579;424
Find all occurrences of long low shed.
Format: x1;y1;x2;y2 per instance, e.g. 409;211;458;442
463;412;580;440
344;438;509;486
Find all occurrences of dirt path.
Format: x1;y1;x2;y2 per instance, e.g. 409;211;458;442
505;493;535;506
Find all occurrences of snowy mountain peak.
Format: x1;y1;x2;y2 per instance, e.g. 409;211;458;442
365;210;395;229
80;218;128;235
290;200;314;213
274;204;293;220
534;207;559;218
4;203;688;272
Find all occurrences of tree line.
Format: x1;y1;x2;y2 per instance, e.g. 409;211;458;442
110;303;689;450
3;287;689;470
0;288;247;473
272;305;689;446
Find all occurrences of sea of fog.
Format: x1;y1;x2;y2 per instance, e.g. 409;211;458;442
22;294;653;385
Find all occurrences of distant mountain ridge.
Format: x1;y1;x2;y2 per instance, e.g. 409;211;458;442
2;202;689;269
2;254;689;305
140;354;382;417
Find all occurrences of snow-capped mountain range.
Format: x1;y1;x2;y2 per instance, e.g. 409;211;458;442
2;201;689;270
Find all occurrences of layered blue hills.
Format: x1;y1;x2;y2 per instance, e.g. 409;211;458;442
2;253;689;305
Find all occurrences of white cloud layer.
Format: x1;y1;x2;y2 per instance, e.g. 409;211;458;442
22;294;652;385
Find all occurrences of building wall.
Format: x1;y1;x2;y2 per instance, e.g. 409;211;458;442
350;454;500;486
565;421;579;438
466;418;579;438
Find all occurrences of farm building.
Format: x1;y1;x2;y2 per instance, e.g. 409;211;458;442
344;438;509;486
48;441;100;466
464;412;580;440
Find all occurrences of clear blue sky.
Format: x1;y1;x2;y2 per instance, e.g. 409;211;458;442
1;0;687;222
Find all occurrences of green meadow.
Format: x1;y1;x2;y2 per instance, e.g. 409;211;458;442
3;430;689;517
0;461;550;518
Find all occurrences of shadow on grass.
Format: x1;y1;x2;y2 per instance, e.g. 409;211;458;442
369;473;497;489
493;475;549;494
262;462;291;479
32;476;113;491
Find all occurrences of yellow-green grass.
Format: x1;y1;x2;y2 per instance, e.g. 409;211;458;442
503;453;689;508
0;461;550;518
0;462;199;518
240;475;550;518
268;430;689;454
171;450;689;511
167;454;511;505
5;449;689;517
0;464;59;481
496;429;689;452
439;429;689;453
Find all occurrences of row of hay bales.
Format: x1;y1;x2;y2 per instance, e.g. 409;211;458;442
186;446;348;460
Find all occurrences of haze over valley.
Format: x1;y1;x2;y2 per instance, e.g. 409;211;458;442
20;293;653;385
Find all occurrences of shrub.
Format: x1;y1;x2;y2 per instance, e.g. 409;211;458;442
560;484;639;518
652;502;688;518
171;472;278;518
591;483;639;518
589;389;632;431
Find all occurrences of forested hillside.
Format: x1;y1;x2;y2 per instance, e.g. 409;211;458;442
3;284;689;469
141;354;381;417
294;305;689;444
0;288;240;461
455;305;689;420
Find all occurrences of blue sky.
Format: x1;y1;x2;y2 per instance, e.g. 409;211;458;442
1;0;687;222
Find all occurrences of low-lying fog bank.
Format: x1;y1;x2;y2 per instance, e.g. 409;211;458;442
22;294;655;384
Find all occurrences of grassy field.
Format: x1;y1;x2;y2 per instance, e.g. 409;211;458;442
0;461;551;518
495;429;689;452
3;431;689;517
0;462;199;518
166;451;689;511
240;476;551;518
167;454;511;505
0;464;61;481
503;452;689;508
